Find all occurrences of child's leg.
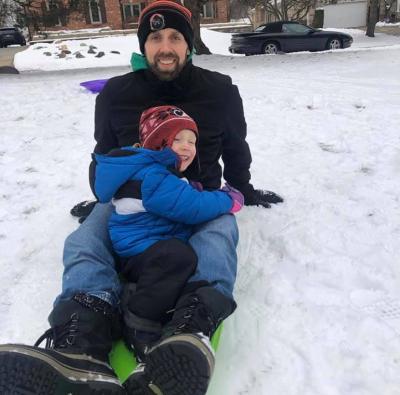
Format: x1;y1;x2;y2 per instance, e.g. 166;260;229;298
121;238;197;361
126;218;239;395
122;238;197;323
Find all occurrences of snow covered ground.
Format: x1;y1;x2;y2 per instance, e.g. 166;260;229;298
2;29;400;395
14;27;400;71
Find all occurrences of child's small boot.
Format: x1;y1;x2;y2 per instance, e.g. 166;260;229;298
122;305;162;394
144;286;236;395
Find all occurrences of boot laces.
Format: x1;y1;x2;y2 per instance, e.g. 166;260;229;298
34;313;79;349
173;296;216;337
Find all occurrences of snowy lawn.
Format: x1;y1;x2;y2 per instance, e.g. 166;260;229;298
14;27;400;71
2;29;400;395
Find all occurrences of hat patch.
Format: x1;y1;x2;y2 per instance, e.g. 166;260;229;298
150;13;165;31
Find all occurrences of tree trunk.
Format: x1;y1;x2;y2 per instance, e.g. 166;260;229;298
366;0;379;37
184;0;211;55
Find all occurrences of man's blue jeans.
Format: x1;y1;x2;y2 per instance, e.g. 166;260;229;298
56;203;238;308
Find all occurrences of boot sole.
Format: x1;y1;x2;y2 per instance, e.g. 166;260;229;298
145;334;215;395
0;344;124;395
123;364;155;395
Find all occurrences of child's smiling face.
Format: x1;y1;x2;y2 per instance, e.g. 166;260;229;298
171;129;197;172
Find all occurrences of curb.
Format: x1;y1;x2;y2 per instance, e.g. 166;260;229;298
0;65;19;74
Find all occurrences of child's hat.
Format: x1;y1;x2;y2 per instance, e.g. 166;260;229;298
138;1;193;54
139;105;198;150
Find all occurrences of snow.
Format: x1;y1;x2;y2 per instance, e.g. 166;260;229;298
15;27;400;71
377;22;400;27
2;28;400;395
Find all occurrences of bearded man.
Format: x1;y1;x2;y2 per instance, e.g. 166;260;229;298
0;2;283;395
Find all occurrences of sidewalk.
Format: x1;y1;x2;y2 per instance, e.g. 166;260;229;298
375;25;400;36
358;25;400;36
0;46;27;71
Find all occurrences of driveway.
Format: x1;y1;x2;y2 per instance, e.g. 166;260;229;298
0;46;27;67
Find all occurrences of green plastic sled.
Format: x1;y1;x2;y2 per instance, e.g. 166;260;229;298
109;324;223;383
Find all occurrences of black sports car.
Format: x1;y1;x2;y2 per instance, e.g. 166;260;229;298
0;27;26;48
229;21;353;55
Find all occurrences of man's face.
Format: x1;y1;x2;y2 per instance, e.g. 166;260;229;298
144;28;189;81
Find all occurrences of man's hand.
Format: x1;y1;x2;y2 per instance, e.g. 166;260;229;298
242;185;283;208
70;200;97;219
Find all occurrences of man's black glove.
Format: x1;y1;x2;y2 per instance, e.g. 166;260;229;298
241;184;284;208
70;200;97;221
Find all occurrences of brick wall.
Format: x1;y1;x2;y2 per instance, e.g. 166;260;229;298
66;0;122;30
200;0;229;24
104;0;123;29
29;0;229;33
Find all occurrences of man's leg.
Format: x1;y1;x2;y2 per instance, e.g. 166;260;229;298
57;202;121;307
188;213;239;298
0;203;125;394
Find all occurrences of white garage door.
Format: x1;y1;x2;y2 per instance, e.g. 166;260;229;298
322;1;367;28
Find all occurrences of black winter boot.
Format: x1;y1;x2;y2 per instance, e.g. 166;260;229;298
121;284;161;395
0;293;125;395
143;286;236;395
121;283;162;362
121;319;162;395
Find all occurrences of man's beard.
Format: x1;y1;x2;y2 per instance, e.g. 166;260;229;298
148;52;187;81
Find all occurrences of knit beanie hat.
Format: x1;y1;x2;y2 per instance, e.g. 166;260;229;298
138;1;194;54
139;105;198;150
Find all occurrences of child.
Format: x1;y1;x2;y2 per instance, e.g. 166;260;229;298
93;105;243;362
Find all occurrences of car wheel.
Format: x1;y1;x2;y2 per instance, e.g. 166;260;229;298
327;38;342;50
262;42;279;55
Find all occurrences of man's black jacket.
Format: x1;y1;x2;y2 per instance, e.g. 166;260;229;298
90;61;252;194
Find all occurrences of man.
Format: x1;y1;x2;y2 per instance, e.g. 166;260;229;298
0;1;282;395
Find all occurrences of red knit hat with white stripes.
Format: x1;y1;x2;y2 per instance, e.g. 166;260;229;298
139;105;198;150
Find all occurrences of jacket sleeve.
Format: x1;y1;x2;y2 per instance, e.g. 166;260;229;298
221;84;253;192
92;149;138;203
89;83;119;196
141;167;233;225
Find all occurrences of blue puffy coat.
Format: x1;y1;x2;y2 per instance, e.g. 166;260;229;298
93;147;233;257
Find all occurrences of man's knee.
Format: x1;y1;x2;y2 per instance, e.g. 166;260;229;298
64;217;112;256
195;214;239;245
217;214;239;238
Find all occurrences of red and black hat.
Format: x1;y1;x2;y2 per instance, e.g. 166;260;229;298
138;1;194;54
139;105;198;150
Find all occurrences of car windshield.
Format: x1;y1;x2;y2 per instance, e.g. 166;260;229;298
282;23;313;34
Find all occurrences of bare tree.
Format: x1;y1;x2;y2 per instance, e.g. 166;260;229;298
230;0;252;20
0;0;19;26
184;0;211;54
8;0;90;39
366;0;379;37
256;0;316;22
384;0;396;21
